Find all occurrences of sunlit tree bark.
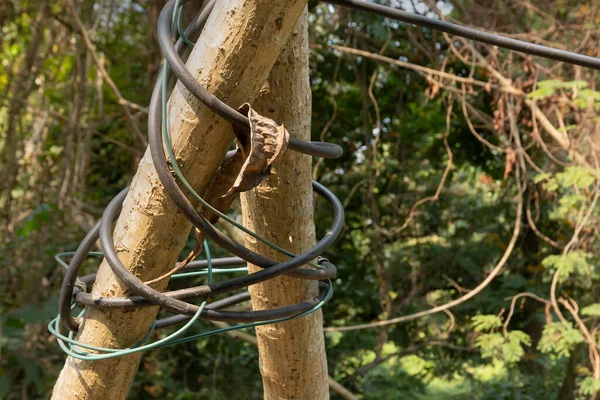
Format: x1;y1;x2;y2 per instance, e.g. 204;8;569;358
241;10;330;399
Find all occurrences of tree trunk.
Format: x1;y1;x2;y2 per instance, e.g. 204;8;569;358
0;0;49;234
211;321;358;400
59;37;88;208
240;10;330;400
51;1;308;398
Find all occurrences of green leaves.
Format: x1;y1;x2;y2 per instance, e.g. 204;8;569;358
16;203;56;239
472;315;503;332
535;167;598;231
399;355;433;377
537;322;584;357
533;172;552;184
527;86;555;100
535;166;598;192
581;303;600;317
502;331;532;363
476;333;504;359
474;330;532;363
527;79;600;108
579;377;600;396
572;88;600;109
556;166;598;189
527;79;588;100
549;194;587;221
541;251;593;284
473;316;532;363
0;375;9;398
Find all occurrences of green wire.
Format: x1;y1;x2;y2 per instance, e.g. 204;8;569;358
49;250;332;360
55;251;104;270
177;5;196;47
171;267;247;279
157;282;332;347
49;302;207;361
160;66;320;267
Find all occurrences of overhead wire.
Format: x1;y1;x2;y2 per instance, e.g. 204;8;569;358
328;0;600;71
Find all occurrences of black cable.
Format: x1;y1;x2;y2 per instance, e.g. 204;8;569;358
160;0;343;159
326;0;600;71
97;180;342;316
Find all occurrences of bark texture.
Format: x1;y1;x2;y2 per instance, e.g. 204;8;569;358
51;1;308;398
241;11;330;400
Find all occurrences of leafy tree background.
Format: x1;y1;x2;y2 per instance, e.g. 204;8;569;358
1;0;600;398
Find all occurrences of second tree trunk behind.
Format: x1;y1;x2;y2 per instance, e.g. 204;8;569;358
241;10;330;400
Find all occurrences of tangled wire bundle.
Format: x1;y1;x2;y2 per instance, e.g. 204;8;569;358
49;0;345;360
49;0;600;360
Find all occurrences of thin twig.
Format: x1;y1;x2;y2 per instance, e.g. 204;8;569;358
327;45;522;95
530;111;571;167
461;86;506;153
559;298;600;379
389;99;455;235
550;186;600;325
312;96;338;179
503;292;550;336
325;166;524;332
68;0;148;146
526;195;560;248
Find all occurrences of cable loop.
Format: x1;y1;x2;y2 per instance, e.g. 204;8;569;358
50;0;343;359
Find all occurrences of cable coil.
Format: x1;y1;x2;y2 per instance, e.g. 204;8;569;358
49;0;344;360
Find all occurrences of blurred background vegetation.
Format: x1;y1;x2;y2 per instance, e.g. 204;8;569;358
1;0;600;398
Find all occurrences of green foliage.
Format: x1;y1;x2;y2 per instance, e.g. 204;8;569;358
474;328;531;363
502;331;531;363
549;193;587;221
0;375;9;398
541;251;593;284
556;166;598;189
538;166;599;221
533;172;552;184
3;1;600;399
472;315;503;332
399;354;434;377
528;79;588;100
527;79;600;108
573;89;600;109
581;303;600;317
16;203;56;238
579;377;600;396
537;322;584;357
476;333;505;359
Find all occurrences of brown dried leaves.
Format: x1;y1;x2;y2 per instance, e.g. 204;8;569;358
202;103;289;222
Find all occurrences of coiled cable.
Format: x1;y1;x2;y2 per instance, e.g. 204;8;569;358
49;0;344;360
